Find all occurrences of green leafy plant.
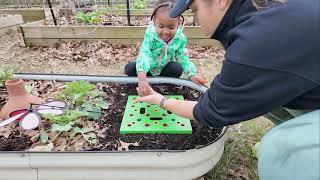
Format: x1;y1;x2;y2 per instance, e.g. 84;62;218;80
39;81;107;146
43;109;87;125
55;80;108;121
131;0;147;9
115;0;146;9
59;80;96;105
0;68;13;87
74;10;103;24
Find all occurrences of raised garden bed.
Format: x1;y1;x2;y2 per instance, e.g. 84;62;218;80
0;14;23;35
0;8;45;22
21;20;220;47
0;73;227;179
20;8;218;47
43;13;196;26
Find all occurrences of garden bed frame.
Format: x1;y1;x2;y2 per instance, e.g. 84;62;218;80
0;15;23;35
0;73;228;180
21;20;221;47
0;8;45;22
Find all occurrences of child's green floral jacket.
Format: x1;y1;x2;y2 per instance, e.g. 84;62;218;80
136;22;197;78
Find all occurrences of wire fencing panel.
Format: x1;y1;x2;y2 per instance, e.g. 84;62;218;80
0;0;156;9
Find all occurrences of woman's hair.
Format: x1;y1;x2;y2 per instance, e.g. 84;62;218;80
251;0;287;10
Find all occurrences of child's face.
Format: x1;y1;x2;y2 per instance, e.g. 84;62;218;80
153;9;179;42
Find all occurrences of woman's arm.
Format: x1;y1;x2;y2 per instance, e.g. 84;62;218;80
163;99;197;120
134;88;197;120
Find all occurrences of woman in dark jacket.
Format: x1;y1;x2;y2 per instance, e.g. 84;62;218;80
135;0;320;179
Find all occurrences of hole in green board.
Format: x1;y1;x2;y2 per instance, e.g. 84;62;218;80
147;105;151;107
140;107;145;114
167;111;172;114
132;122;135;124
129;114;134;116
146;113;150;116
181;123;185;126
163;123;168;127
137;118;141;121
150;117;163;120
162;114;167;116
154;121;158;124
171;119;175;121
127;123;132;127
145;123;150;127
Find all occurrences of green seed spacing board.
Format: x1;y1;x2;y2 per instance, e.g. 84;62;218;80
120;95;192;134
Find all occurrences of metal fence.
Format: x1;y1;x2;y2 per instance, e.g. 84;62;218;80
0;0;156;9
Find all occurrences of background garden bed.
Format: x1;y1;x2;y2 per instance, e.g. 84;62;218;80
0;15;23;35
0;8;45;22
21;21;220;47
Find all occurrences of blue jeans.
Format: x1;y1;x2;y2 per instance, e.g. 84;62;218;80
259;110;320;180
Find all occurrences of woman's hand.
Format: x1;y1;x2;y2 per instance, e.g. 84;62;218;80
134;87;164;106
190;76;208;85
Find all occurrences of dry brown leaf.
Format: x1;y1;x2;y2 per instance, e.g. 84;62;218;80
48;131;59;140
29;132;41;142
0;124;16;138
28;143;54;152
96;126;109;138
54;137;68;151
117;140;140;151
83;141;92;150
70;134;82;143
73;137;86;151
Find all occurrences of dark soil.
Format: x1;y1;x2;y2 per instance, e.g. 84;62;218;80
0;135;32;151
97;83;223;151
0;86;6;107
0;81;223;151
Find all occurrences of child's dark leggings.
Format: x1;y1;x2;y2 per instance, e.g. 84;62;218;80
124;61;183;77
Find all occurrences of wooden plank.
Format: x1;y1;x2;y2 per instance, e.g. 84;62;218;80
24;38;221;47
21;25;208;39
0;15;23;29
0;8;45;22
0;25;20;35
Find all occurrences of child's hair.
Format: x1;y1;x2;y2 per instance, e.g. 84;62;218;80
151;0;184;23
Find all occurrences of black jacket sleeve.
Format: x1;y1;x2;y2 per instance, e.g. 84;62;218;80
193;60;318;127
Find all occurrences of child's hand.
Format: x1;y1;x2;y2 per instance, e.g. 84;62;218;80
137;72;152;96
137;80;152;97
190;76;208;85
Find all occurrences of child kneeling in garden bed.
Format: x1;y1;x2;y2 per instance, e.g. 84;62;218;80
124;0;206;96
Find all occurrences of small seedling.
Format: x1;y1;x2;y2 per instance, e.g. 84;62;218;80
39;81;108;145
0;68;13;87
74;10;103;24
